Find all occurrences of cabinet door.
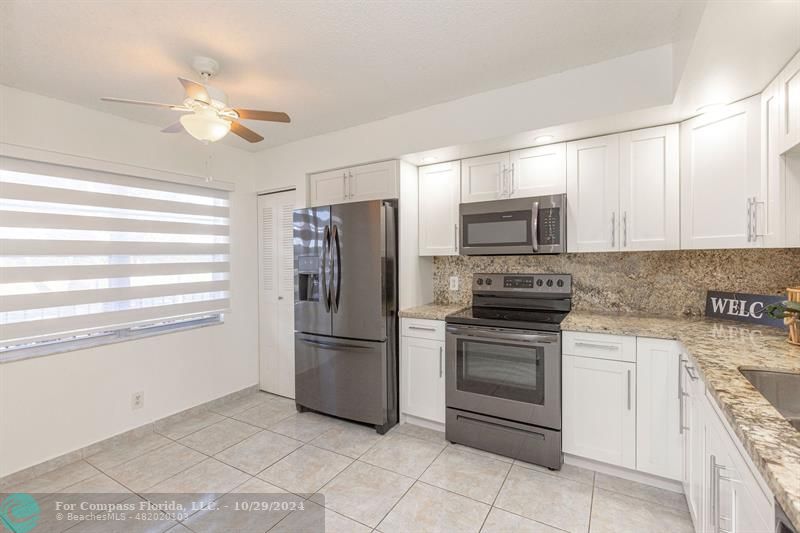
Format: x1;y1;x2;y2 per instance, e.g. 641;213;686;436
419;162;460;256
461;153;510;203
510;143;566;198
619;125;679;251
680;96;761;249
401;337;445;424
778;51;800;154
636;338;682;480
761;81;787;247
566;135;620;252
347;160;399;202
308;168;346;207
563;355;635;468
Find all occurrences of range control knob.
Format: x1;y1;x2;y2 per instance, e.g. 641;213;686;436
546;279;553;287
476;278;484;286
485;278;493;286
557;279;564;288
536;279;543;287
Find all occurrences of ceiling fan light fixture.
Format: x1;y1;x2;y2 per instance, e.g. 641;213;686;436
179;108;231;142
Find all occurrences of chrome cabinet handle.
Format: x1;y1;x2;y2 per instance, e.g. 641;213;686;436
510;163;516;196
678;356;684;434
348;170;354;199
611;212;616;248
710;454;718;532
623;211;628;247
746;197;753;242
685;364;698;381
408;325;436;332
343;171;349;199
627;369;632;410
439;346;443;378
574;341;618;350
531;201;540;252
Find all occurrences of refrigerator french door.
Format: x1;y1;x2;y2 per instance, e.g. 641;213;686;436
293;200;398;433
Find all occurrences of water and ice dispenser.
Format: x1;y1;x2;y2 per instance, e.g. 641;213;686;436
297;255;320;302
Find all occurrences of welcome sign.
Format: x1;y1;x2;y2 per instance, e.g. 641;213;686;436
705;291;786;328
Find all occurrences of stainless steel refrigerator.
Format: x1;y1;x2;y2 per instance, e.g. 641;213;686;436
293;199;398;434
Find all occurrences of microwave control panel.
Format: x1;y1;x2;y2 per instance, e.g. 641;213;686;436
538;207;561;245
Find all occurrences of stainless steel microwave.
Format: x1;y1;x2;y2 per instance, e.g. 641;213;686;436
459;194;566;255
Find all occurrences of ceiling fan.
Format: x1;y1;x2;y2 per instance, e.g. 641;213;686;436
100;56;289;144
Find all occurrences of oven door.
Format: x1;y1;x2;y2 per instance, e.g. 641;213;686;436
446;324;561;429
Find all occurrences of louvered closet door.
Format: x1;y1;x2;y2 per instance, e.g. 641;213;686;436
258;190;296;398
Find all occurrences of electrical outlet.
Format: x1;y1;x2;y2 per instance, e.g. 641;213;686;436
131;391;144;410
449;276;459;291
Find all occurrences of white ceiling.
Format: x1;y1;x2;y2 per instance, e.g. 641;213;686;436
1;0;698;151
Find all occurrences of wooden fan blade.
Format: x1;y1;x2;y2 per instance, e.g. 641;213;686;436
101;97;185;109
161;122;184;133
234;109;291;123
230;121;264;143
178;77;210;104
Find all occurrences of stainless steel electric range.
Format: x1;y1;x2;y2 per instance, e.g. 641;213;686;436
444;273;572;470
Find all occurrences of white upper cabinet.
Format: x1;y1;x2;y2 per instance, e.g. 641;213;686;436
418;162;460;256
761;80;788;247
635;338;682;481
566;134;620;252
619;125;680;251
308;168;347;206
347;160;399;202
308;160;398;207
509;143;567;197
777;51;800;154
680;96;762;249
461;153;510;203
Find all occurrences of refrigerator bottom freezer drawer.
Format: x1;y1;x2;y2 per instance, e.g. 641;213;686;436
295;333;389;426
446;407;562;469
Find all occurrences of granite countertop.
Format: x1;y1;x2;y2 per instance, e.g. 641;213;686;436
563;310;800;526
399;303;467;321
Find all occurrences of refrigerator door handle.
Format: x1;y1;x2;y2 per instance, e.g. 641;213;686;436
322;224;331;311
331;223;341;312
298;337;373;351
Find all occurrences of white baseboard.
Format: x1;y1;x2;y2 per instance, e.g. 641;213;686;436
564;454;684;494
400;413;445;433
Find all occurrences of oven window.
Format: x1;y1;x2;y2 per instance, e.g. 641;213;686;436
456;338;545;405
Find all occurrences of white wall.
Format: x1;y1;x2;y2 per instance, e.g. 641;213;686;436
0;86;259;477
252;45;675;199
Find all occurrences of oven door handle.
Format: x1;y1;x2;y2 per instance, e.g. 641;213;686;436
446;326;558;344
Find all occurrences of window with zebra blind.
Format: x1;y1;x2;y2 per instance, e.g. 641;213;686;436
0;155;231;361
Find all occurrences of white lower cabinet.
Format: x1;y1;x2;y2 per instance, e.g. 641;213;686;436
400;319;445;425
636;338;682;480
562;354;636;468
700;395;774;533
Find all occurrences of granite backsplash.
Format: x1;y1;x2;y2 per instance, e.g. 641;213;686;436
433;249;800;317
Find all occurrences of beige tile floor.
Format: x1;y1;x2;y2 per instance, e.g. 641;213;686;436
3;392;694;533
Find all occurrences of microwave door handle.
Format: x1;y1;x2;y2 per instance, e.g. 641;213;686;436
531;201;539;252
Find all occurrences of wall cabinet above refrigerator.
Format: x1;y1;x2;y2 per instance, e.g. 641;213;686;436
308;160;399;207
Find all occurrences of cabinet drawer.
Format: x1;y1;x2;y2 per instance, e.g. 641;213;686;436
401;318;445;341
563;331;636;362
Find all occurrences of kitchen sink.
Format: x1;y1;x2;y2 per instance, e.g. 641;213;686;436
739;368;800;432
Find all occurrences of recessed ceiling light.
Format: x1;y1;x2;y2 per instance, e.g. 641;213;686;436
421;156;437;163
534;135;554;144
697;103;725;114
